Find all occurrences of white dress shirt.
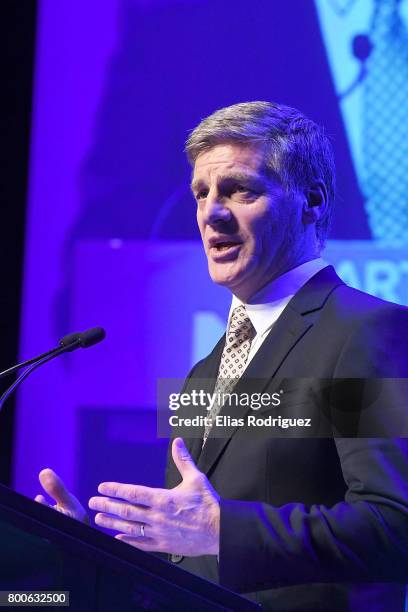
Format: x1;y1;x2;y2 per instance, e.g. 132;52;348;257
227;258;329;370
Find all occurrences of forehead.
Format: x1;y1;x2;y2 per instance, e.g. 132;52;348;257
192;143;267;183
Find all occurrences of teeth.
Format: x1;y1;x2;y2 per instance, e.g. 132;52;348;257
215;243;236;249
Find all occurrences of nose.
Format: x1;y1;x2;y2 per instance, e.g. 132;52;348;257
202;191;231;226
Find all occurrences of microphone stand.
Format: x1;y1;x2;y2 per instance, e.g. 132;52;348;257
0;327;105;412
0;340;79;412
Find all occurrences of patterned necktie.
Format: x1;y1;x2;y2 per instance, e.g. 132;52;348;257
202;305;255;446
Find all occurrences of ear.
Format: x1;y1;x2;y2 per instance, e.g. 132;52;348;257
302;180;328;225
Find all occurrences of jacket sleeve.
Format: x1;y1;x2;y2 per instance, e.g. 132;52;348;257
219;306;408;592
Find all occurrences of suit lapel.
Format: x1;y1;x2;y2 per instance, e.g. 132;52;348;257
197;266;345;475
183;335;225;463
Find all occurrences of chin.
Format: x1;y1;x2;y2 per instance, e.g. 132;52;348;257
209;271;246;294
209;273;233;287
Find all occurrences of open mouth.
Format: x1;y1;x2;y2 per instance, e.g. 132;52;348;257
212;242;241;252
209;240;242;260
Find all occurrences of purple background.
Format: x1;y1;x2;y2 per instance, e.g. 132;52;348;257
13;0;406;529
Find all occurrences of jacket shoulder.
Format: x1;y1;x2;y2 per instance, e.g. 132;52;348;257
326;283;408;323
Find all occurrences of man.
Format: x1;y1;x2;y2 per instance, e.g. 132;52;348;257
37;102;408;611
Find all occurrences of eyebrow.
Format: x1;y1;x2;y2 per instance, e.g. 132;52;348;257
191;171;267;193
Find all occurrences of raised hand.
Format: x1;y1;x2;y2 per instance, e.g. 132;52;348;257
35;468;89;524
88;438;220;556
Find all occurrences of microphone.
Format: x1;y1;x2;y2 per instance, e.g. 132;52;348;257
0;327;106;379
59;327;106;351
0;327;106;411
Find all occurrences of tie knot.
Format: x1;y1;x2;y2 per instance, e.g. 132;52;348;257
227;305;254;340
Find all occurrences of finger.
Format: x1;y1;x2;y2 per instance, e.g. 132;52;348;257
39;469;74;507
97;482;161;507
88;496;151;523
172;437;200;479
94;513;152;537
34;494;49;506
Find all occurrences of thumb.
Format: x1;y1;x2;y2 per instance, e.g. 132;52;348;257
172;438;200;480
39;468;75;508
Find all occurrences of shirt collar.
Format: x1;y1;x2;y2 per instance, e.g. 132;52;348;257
228;258;329;337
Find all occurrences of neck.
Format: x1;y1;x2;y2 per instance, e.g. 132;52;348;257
234;255;321;304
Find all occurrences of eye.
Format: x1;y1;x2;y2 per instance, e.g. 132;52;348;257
195;189;208;200
230;184;258;199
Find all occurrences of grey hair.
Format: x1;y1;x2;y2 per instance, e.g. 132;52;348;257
185;101;336;249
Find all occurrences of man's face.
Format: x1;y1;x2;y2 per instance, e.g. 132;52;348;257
192;142;306;301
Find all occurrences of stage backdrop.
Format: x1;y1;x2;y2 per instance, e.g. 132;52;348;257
13;4;408;602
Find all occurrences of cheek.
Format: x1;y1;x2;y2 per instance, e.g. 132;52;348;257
196;211;205;239
250;217;276;253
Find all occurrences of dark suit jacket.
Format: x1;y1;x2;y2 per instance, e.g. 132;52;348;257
166;266;408;611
